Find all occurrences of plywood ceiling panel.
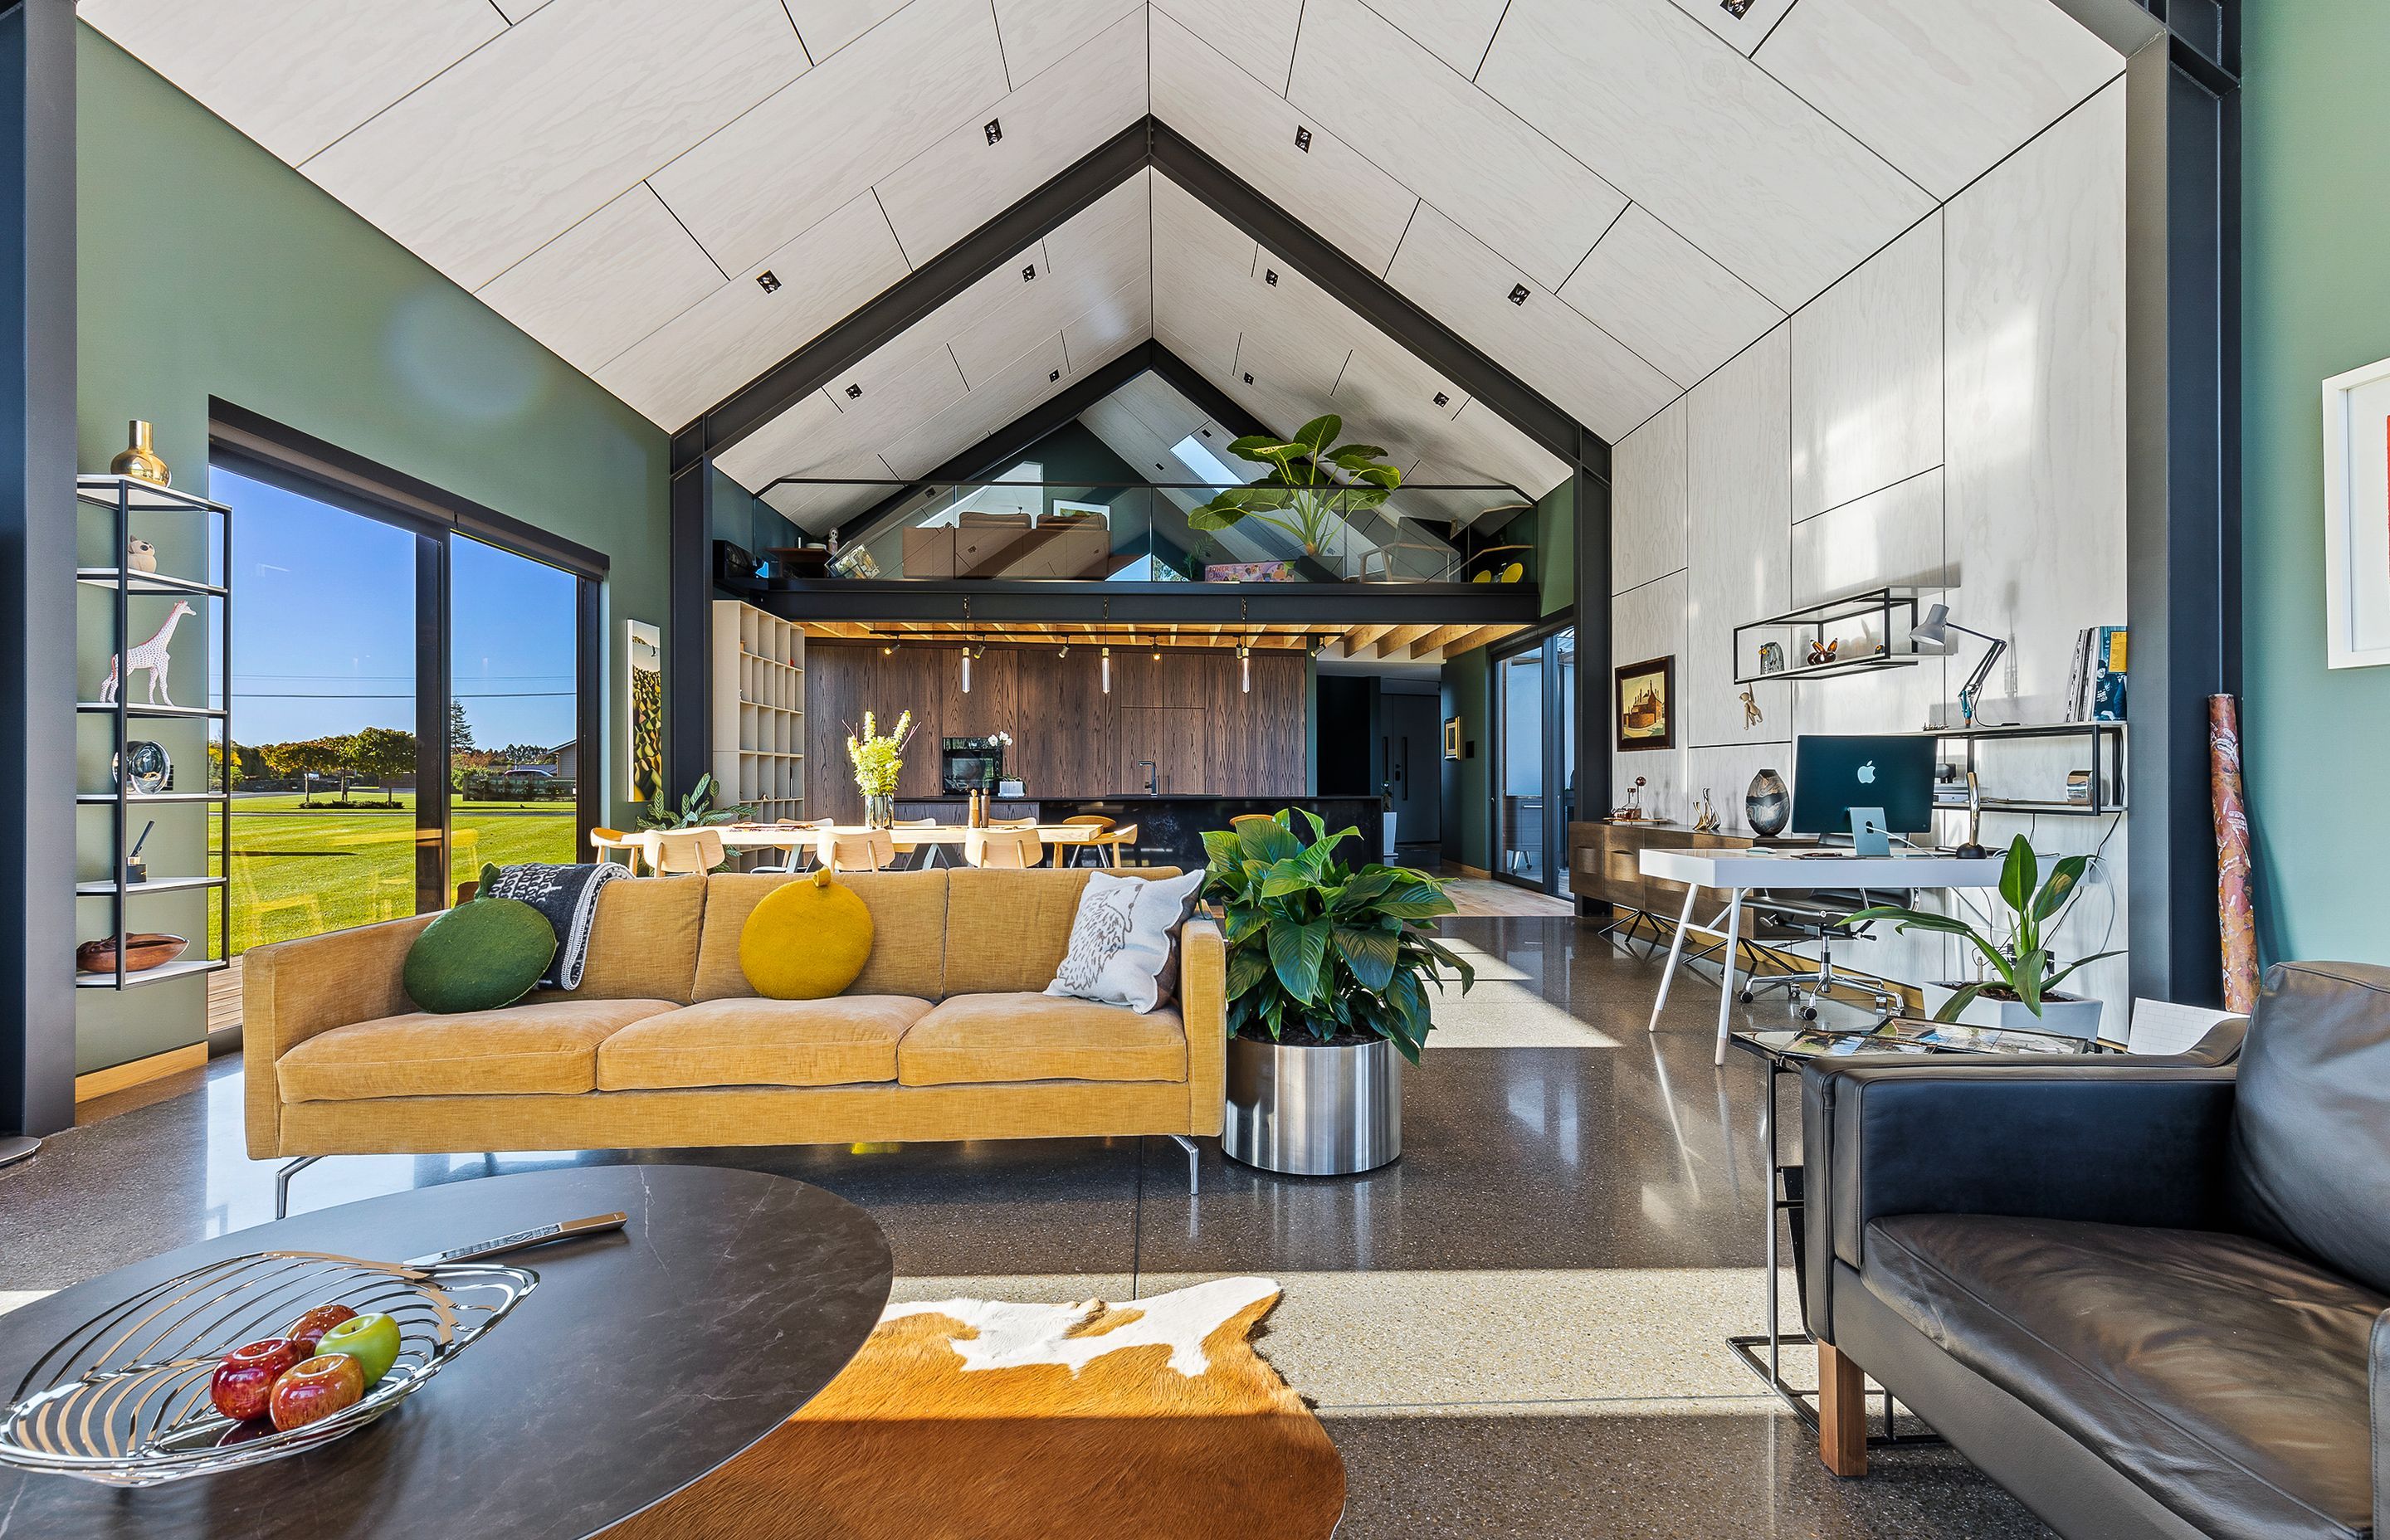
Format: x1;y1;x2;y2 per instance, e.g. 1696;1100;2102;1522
1355;0;1512;77
1664;0;1797;56
1153;0;1308;94
994;0;1150;83
79;0;505;164
1289;0;1626;291
477;185;728;376
785;0;916;63
1558;203;1783;390
300;0;810;290
880;333;1074;477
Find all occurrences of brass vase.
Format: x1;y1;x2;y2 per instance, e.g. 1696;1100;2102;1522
110;420;170;486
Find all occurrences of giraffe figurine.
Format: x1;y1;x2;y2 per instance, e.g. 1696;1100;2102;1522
101;600;194;707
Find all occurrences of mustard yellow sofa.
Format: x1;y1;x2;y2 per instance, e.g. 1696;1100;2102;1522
243;867;1224;1213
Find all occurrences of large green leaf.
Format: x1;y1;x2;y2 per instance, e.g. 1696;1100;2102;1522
1225;947;1271;1001
1998;835;2038;917
1333;924;1402;992
2031;855;2091;922
1268;919;1330;1003
1290;415;1341;458
2012;948;2050;1013
1931;983;1989;1024
1373;880;1458;919
1236;815;1300;864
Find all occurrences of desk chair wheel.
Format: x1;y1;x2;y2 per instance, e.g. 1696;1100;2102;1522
1739;990;1754;1004
1798;1006;1819;1021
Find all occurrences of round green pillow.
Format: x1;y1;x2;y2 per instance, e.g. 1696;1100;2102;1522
741;870;873;1000
403;895;557;1013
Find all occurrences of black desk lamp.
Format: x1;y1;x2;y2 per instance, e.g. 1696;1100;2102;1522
1910;603;2009;729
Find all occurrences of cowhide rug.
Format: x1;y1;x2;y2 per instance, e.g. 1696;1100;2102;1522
611;1276;1344;1539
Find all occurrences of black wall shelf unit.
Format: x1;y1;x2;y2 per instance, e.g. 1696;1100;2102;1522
1734;587;1925;685
1923;720;2127;818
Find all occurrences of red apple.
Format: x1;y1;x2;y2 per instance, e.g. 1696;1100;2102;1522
210;1338;306;1423
269;1353;365;1432
282;1303;358;1355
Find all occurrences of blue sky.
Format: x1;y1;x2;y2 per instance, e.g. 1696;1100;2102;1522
215;466;577;752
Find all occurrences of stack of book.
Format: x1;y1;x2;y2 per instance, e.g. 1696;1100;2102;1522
2064;625;2128;721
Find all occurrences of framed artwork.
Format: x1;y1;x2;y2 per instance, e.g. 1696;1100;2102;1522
626;620;663;803
2321;354;2390;668
1613;655;1675;752
1442;715;1462;760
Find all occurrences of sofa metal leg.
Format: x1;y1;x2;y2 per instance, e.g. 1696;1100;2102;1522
1817;1339;1870;1478
1166;1134;1200;1195
274;1156;321;1221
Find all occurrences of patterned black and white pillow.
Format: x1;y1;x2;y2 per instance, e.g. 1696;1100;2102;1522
1046;870;1206;1013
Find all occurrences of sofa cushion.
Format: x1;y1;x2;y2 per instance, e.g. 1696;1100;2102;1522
944;868;1183;997
537;875;707;1005
597;996;930;1089
695;870;947;1002
1864;1213;2379;1540
2228;960;2390;1296
899;992;1186;1087
278;998;677;1102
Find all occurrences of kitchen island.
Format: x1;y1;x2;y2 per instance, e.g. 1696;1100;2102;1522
890;795;1381;870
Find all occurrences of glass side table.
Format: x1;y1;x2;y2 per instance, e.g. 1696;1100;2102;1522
1726;1018;2124;1446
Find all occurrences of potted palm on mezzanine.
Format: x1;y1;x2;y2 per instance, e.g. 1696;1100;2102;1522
1202;810;1474;1176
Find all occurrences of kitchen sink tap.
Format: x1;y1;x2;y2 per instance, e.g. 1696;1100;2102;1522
1139;760;1158;795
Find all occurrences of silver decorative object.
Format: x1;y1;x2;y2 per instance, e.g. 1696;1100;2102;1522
0;1250;533;1486
1746;768;1790;838
1222;1036;1401;1176
112;739;171;796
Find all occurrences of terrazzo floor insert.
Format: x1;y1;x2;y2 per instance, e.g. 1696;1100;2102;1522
0;919;2051;1537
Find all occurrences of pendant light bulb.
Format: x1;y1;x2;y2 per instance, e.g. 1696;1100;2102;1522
1239;642;1251;693
1100;646;1111;694
960;646;972;694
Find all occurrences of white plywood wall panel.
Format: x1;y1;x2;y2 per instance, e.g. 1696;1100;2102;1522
1150;9;1419;275
874;9;1149;265
823;341;973;446
994;0;1149;83
1154;0;1309;94
1682;324;1790;750
594;192;907;426
1477;0;1933;311
1612;568;1689;824
1287;0;1627;291
649;0;1009;274
301;0;810;290
1559;206;1783;390
1790;211;1943;520
1664;0;1796;56
1788;470;1949;740
1358;0;1512;77
1684;743;1793;838
81;0;505;165
493;1;552;21
1944;82;2127;726
1612;396;1687;595
785;0;914;63
477;187;727;376
1757;0;2124;201
1384;203;1677;442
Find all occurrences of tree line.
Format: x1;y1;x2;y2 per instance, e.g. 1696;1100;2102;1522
210;709;563;806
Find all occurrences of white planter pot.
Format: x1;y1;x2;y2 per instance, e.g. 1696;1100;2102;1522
1925;983;2103;1040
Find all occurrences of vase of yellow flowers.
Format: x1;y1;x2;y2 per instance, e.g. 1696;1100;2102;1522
846;709;912;828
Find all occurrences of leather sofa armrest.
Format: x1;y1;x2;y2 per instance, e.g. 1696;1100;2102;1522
241;914;436;1159
2374;1309;2390;1540
1179;918;1226;1137
1800;1059;2237;1343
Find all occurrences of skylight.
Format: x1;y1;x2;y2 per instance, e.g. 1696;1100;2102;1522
1168;434;1244;488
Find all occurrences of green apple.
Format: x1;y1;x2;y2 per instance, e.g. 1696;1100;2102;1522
315;1312;402;1387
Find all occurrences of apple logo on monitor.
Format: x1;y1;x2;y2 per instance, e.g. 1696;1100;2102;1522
1856;760;1877;785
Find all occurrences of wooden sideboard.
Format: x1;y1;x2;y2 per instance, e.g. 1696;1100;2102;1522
1569;820;1785;921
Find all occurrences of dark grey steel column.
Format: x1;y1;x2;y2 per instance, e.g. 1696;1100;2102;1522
2119;16;2241;1008
0;0;78;1143
1573;451;1612;918
666;451;713;801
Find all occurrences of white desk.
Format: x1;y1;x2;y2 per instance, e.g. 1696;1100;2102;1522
1636;849;2009;1064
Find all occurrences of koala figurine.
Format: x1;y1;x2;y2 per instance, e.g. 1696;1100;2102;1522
126;538;158;574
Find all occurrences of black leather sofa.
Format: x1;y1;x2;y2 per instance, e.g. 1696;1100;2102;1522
1802;961;2388;1540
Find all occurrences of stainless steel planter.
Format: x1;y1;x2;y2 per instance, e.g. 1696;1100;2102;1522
1222;1034;1402;1177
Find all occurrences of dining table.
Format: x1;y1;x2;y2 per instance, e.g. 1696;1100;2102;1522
606;822;1131;871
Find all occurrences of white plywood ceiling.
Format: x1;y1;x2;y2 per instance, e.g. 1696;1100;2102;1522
84;0;2124;523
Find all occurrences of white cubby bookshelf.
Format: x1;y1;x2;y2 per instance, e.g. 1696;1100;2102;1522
710;600;804;822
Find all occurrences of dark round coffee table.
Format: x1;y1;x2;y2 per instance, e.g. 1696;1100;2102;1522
0;1165;891;1537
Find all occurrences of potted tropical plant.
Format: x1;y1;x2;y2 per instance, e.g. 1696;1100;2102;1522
1187;414;1402;573
1201;809;1474;1176
846;709;912;828
636;772;754;831
1850;834;2121;1040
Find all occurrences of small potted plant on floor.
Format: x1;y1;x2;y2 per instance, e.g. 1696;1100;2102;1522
1202;809;1474;1176
1851;834;2120;1039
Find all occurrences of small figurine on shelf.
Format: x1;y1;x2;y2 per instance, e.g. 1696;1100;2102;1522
1692;789;1722;834
126;538;158;574
99;599;194;707
1614;775;1647;821
1758;641;1785;675
1739;686;1763;729
1806;637;1841;667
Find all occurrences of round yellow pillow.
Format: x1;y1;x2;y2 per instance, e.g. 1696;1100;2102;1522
739;870;874;1000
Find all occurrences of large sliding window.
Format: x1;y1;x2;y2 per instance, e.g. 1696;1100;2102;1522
1491;626;1578;897
212;421;601;951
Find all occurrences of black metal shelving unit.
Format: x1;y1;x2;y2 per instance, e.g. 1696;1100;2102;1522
1919;720;2128;818
75;475;232;990
1733;587;1927;685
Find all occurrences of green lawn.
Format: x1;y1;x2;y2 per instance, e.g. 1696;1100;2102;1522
215;792;576;953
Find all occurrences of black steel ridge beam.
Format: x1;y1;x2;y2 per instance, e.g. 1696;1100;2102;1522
747;579;1542;629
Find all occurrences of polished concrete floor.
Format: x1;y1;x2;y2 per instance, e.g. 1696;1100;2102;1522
1;918;2052;1538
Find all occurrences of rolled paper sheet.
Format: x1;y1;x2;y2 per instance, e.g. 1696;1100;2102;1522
2209;694;2258;1013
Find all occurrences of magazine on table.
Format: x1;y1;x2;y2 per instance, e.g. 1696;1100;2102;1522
1753;1018;2098;1060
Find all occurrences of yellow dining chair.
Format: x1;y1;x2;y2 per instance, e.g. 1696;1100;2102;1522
964;826;1044;869
1092;822;1139;869
589;826;641;870
816;829;897;872
648;828;725;875
890;818;945;870
1060;813;1115;866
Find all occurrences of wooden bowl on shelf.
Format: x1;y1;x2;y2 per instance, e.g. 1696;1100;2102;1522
76;933;188;975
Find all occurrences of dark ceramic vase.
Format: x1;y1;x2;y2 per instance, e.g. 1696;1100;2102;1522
1745;768;1790;837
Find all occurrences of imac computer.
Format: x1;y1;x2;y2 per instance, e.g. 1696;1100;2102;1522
1790;733;1936;839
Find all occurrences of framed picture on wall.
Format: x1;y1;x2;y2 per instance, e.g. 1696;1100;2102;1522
2321;354;2390;669
1442;715;1462;760
626;620;663;803
1613;655;1675;752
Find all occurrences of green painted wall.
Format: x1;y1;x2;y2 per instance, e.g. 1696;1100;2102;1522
1441;650;1489;870
1530;477;1573;617
75;27;672;1070
2241;1;2390;967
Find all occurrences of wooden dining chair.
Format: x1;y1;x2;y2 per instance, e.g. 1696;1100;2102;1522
1060;813;1115;866
816;829;897;873
589;827;641;870
1091;822;1139;869
890;819;945;870
754;819;832;874
649;827;725;875
964;826;1044;869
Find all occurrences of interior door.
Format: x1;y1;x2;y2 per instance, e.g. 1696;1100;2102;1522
1382;690;1441;846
